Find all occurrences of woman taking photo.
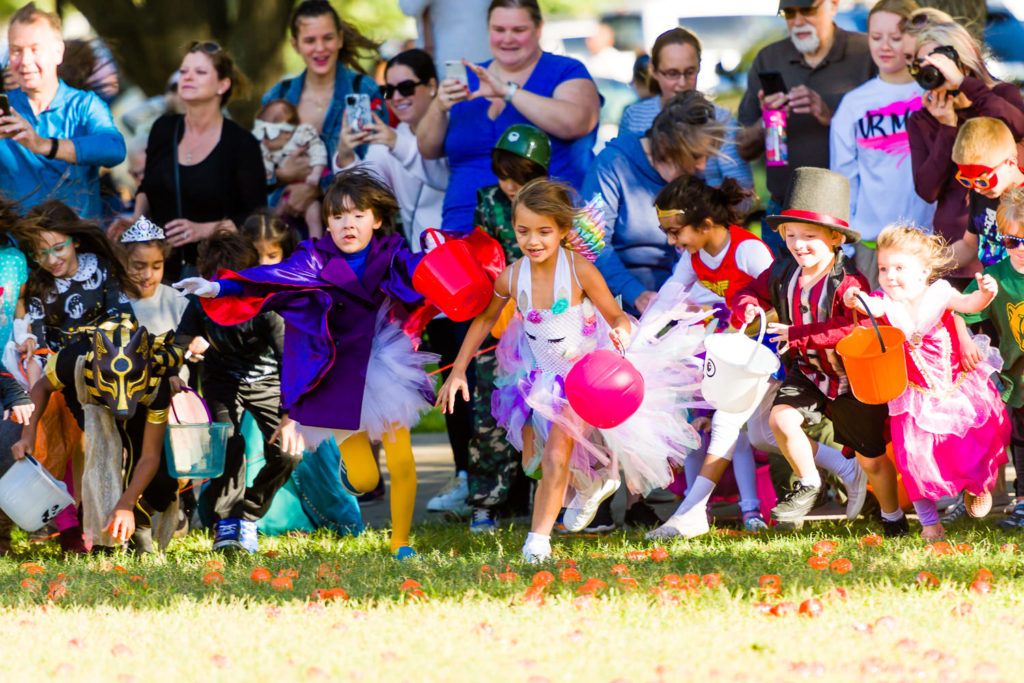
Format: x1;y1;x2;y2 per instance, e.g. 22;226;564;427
263;0;385;218
134;42;265;281
906;8;1024;284
334;48;446;251
416;0;601;235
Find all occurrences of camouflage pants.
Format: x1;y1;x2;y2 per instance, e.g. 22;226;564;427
466;345;518;507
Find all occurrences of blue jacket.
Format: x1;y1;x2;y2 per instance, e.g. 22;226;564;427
583;134;675;310
0;81;125;220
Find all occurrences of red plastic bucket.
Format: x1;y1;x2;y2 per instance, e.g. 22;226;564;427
412;229;493;321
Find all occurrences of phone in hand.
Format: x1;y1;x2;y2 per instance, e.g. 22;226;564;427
344;93;372;133
758;71;787;97
0;94;10;118
444;60;468;86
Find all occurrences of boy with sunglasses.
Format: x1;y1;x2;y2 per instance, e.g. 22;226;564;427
951;117;1024;270
960;185;1024;530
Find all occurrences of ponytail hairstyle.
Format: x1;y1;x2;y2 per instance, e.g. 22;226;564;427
17;200;140;300
876;224;954;280
654;176;751;230
184;41;248;106
511;179;576;234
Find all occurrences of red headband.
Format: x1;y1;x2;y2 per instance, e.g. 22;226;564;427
780;209;849;228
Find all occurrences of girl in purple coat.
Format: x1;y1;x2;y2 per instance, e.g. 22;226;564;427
175;169;437;559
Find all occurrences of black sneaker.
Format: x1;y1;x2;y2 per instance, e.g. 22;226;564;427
583;498;616;533
624;500;663;528
881;514;910;538
770;482;820;523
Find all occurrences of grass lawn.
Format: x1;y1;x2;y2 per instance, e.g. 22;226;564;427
0;519;1020;681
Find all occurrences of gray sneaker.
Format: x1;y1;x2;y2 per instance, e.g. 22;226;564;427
997;503;1024;530
770;482;820;523
940;495;967;524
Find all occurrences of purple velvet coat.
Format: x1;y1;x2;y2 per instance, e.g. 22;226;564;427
202;232;423;429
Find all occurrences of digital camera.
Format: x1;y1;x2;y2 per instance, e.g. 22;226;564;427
910;45;961;91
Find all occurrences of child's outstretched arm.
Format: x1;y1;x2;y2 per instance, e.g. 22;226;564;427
105;419;166;543
573;254;631;350
948;273;998;314
436;266;514;414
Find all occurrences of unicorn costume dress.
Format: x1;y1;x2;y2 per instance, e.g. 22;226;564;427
492;245;705;496
874;280;1009;502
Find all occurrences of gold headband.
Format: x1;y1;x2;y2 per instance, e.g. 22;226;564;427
655;205;688;219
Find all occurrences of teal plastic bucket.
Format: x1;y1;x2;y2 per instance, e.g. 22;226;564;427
165;422;231;479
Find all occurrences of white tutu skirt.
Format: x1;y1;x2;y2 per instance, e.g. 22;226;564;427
358;308;440;441
492;302;706;495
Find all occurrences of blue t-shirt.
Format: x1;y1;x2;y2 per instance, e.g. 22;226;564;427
442;52;597;233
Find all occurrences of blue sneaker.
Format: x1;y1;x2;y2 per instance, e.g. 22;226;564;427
469;507;497;534
212;519;242;551
393;545;417;560
239;519;258;553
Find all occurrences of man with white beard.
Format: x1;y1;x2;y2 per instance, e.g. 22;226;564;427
736;0;874;257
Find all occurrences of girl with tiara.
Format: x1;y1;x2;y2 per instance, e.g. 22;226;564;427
438;179;704;563
174;168;438;559
117;216;188;337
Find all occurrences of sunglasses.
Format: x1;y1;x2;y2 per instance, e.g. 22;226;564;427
32;237;73;263
1001;234;1024;250
252;120;296;141
188;41;222;54
382;79;424;100
780;1;824;20
955;157;1014;191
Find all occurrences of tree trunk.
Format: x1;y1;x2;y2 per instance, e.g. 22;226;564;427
918;0;987;45
71;0;294;127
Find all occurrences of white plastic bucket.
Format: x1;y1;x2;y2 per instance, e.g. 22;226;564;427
0;456;75;531
701;307;780;413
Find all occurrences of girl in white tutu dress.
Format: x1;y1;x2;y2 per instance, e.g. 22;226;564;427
438;180;704;562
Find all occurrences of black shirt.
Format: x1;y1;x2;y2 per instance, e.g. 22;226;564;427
176;296;284;385
138;114;266;279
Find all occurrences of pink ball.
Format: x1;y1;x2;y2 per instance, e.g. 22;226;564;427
564;350;645;429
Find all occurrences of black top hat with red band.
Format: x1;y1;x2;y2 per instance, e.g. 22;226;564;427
765;167;860;244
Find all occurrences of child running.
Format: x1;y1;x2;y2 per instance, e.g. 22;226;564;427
844;225;1009;539
438;179;703;562
174;168;437;559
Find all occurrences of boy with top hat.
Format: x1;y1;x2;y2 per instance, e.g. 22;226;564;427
732;167;906;533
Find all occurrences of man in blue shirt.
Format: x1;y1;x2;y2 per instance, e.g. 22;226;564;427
0;3;125;220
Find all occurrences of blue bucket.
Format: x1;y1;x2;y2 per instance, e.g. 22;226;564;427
164;387;230;479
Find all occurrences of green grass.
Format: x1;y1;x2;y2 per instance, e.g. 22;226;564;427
0;519;1019;680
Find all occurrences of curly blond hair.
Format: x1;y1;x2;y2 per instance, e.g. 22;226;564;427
876;224;954;280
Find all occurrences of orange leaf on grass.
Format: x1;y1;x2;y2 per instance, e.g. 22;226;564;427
662;574;684;589
20;562;44;575
555;558;576;569
956;543;973;554
915;571;939;587
205;559;224;570
827;586;850;602
522;586;546;606
609;564;629;576
270;576;293;591
975;568;994;582
310;588;348;602
970;579;991;595
618;577;639;590
250;567;272;583
811;540;837;556
478;565;493;577
406;588;427;601
807;556;829;570
649;547;669;562
625;550;649;561
798;598;823;618
702;573;722;588
859;534;883;548
203;572;224;586
559;568;582;583
47;584;67;601
1000;543;1018;553
576;578;607;595
926;542;955;556
496;572;519;583
829;558;853;574
399;579;421;591
277;569;299;579
770;601;796;617
531;571;555;588
20;577;38;591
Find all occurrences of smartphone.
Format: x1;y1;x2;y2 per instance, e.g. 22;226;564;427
758;71;787;97
444;59;468;86
0;94;10;118
344;93;372;133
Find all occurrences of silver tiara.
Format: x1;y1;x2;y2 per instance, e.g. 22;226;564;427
120;215;165;243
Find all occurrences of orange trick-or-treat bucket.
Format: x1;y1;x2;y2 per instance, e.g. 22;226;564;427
835;293;908;405
412;229;493;322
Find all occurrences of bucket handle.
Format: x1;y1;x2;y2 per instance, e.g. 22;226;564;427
170;385;213;424
704;306;767;369
853;293;887;354
421;228;446;252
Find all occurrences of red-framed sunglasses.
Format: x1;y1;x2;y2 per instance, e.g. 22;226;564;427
955;157;1014;191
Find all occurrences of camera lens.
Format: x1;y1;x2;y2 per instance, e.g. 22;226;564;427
914;64;946;90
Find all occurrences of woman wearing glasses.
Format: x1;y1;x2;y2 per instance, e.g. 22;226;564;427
333;49;446;251
905;9;1024;287
262;0;386;227
619;28;753;195
134;42;265;281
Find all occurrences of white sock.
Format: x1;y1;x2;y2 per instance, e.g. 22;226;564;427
880;508;905;521
731;434;760;513
813;445;858;483
799;471;822;488
669;476;716;520
524;532;550;548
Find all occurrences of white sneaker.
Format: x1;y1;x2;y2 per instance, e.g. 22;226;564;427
843;466;868;521
522;541;551;564
563;478;621;532
645;508;709;540
427;472;468;512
